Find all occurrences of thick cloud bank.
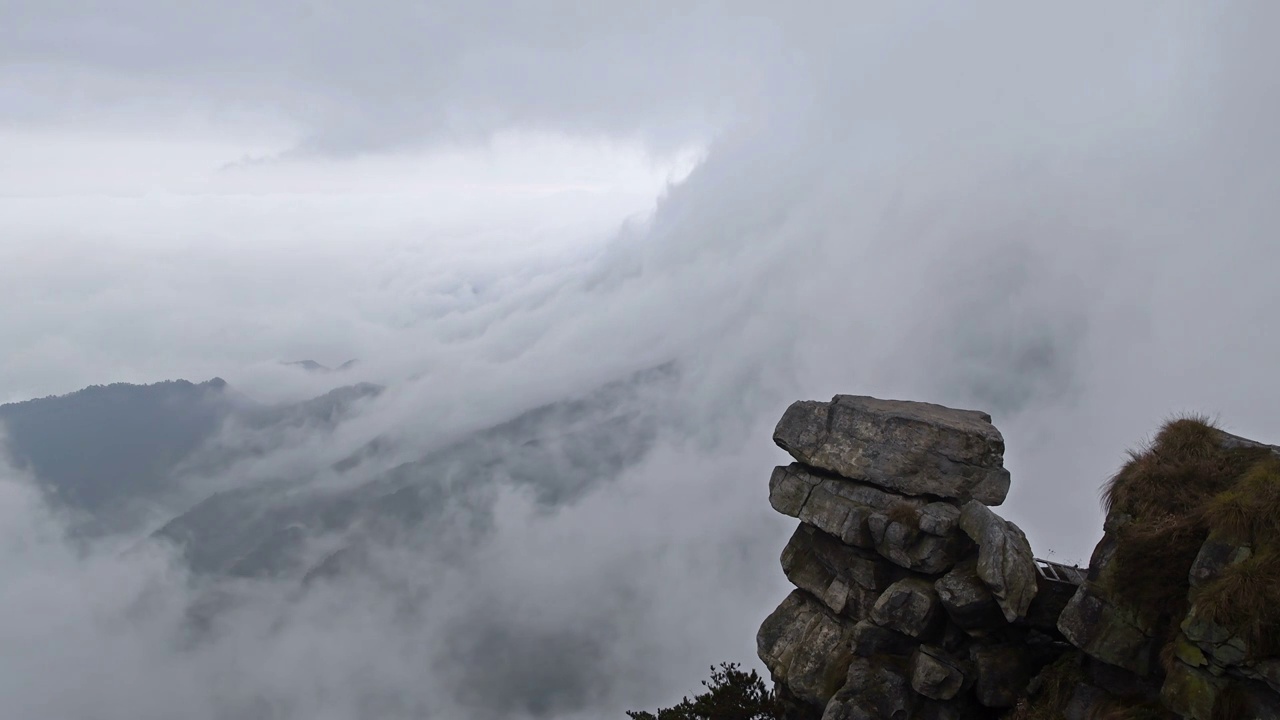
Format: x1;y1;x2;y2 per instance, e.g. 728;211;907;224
3;2;1280;718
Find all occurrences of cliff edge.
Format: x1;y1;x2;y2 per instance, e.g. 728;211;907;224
757;396;1280;720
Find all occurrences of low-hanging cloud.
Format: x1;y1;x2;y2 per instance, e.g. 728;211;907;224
4;2;1280;719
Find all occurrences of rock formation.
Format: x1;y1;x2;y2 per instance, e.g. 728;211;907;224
757;397;1280;719
1053;422;1280;720
758;396;1054;719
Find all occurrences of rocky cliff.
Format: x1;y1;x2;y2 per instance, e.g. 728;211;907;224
756;396;1280;720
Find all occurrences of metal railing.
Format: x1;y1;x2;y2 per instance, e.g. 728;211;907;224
1033;558;1086;586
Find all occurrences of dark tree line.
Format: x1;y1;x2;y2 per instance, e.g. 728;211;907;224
626;663;785;720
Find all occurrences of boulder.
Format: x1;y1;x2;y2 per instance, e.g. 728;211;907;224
773;395;1010;505
1082;656;1162;704
970;644;1036;708
918;502;962;537
849;619;920;659
768;462;828;519
1057;585;1160;677
821;657;915;720
1188;536;1252;589
911;645;970;700
1182;605;1249;669
758;590;856;709
1240;659;1280;694
769;463;919;548
770;464;969;573
934;559;1005;631
958;500;1037;623
870;577;943;639
781;524;889;617
867;511;971;575
1160;660;1228;720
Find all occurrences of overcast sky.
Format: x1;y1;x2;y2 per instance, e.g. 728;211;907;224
4;2;1280;719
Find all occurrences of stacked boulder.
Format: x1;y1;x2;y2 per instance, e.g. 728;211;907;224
757;396;1068;719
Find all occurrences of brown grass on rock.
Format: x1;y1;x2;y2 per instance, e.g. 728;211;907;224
1003;651;1175;720
1192;550;1280;658
1007;416;1280;717
1203;455;1280;545
1003;652;1084;720
885;501;921;530
1101;417;1272;626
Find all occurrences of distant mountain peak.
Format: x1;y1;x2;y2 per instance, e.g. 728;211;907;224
283;359;359;374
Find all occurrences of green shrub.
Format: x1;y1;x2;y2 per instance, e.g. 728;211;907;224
626;663;784;720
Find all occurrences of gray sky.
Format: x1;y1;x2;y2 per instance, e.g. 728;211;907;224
3;2;1280;718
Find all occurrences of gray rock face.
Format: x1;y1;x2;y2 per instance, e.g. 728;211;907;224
918;502;962;536
1057;585;1159;677
970;644;1035;708
1055;523;1166;679
849;619;919;659
1163;662;1280;720
758;590;856;709
1188;537;1252;589
821;657;915;720
958;500;1037;622
867;511;971;575
911;645;969;700
1241;659;1280;694
935;559;1004;631
781;524;887;617
773;395;1011;505
1180;536;1257;671
1182;605;1249;669
770;464;971;574
870;577;942;639
1161;659;1227;720
769;463;920;548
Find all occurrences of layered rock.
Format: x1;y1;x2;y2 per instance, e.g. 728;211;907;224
758;396;1062;719
773;395;1011;505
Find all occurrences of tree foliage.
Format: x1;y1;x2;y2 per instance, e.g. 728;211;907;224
626;663;785;720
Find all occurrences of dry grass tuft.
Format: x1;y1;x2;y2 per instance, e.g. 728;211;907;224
1191;551;1280;657
1107;513;1205;619
1003;416;1278;716
1102;416;1263;520
1101;418;1260;620
1004;651;1085;720
884;501;920;530
1191;456;1280;657
1204;456;1280;544
1210;683;1249;720
1098;415;1280;664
